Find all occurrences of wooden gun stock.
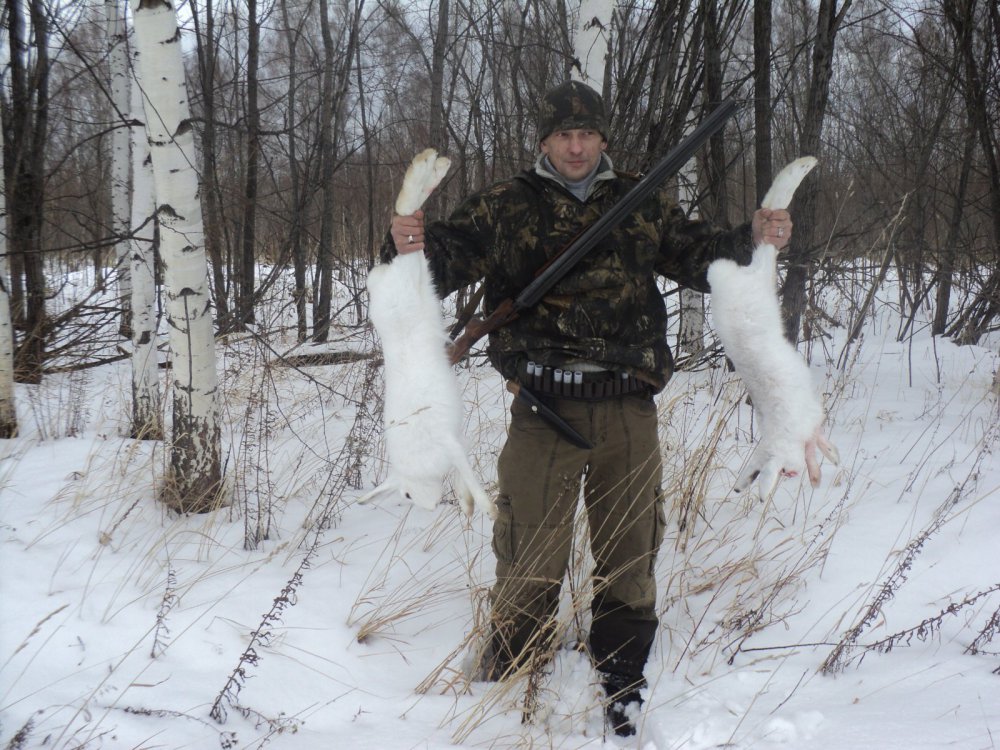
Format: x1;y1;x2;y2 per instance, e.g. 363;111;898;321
447;297;518;364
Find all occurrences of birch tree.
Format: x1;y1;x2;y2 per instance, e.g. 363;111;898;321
105;0;161;438
0;125;17;438
107;0;133;338
572;0;614;93
676;7;705;354
129;61;162;440
131;0;221;510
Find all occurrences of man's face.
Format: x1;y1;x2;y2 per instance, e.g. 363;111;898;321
540;129;607;182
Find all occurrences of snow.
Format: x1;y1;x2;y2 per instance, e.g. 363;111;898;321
1;277;999;749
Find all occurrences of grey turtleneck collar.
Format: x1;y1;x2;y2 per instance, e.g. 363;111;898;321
535;153;616;202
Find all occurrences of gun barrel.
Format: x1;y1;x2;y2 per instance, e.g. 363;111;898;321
514;97;739;311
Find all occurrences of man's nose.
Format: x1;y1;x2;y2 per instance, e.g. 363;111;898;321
568;134;585;152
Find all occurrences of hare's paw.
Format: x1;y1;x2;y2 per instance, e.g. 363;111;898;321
396;149;451;215
761;156;817;210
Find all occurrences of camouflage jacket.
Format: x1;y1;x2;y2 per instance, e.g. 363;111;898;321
381;162;754;391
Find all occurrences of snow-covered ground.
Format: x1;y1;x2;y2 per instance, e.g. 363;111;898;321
1;275;998;749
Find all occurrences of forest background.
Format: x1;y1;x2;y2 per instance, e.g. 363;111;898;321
3;0;998;410
1;0;999;748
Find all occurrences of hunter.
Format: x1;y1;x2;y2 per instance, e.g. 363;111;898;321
384;81;792;736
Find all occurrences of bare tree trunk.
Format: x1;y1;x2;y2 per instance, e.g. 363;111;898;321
780;0;852;344
753;0;773;202
313;0;364;342
700;0;728;223
640;3;701;164
280;0;308;341
313;0;337;343
132;0;222;511
944;0;1000;344
0;124;17;438
8;0;50;385
424;0;450;231
191;0;230;321
355;27;376;271
238;0;260;328
933;129;974;336
429;0;449;151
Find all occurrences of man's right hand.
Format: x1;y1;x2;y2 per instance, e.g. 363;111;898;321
391;210;425;254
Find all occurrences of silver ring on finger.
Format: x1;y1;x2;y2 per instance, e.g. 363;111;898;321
407;234;414;244
777;227;784;238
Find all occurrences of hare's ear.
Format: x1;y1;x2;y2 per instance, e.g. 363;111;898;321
357;480;399;507
449;447;497;520
817;432;840;465
733;445;765;494
754;459;783;499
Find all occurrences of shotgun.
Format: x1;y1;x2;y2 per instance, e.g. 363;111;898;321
448;97;739;366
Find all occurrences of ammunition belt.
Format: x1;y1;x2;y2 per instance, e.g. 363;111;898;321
518;361;648;400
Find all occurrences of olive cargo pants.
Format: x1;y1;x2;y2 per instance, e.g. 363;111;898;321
490;392;666;680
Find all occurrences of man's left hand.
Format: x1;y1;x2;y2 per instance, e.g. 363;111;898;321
752;208;792;250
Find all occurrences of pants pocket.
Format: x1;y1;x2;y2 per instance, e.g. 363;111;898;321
491;495;514;566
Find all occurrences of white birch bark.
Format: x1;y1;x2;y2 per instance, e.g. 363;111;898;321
131;0;221;509
677;24;705;354
571;0;614;93
129;55;162;440
107;0;132;335
0;124;18;438
678;158;705;352
678;288;705;353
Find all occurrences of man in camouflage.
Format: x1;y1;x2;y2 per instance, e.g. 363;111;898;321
386;81;793;736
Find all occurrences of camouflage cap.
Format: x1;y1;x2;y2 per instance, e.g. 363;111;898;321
537;81;609;143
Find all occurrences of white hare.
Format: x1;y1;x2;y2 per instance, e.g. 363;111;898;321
360;149;497;519
707;157;839;496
